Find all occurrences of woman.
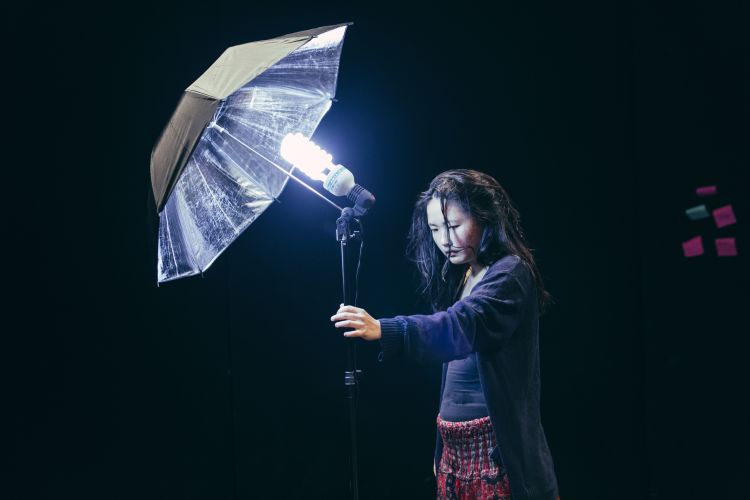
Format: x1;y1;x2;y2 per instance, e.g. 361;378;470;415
330;170;559;500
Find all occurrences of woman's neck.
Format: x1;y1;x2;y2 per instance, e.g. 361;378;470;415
469;262;487;276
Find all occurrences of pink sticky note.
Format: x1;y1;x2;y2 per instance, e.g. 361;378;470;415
682;236;704;257
696;185;717;197
712;205;737;228
715;237;738;257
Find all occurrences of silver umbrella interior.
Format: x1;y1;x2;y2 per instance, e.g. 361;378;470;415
157;26;348;283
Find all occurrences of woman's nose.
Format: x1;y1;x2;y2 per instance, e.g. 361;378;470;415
438;228;451;247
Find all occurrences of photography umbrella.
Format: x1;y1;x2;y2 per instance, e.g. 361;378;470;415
149;22;368;500
151;23;350;283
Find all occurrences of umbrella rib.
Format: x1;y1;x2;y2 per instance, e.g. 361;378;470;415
174;190;206;274
215;127;343;212
163;208;180;274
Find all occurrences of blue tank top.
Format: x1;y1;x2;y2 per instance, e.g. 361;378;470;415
439;352;489;422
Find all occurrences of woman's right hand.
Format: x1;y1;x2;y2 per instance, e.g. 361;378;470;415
330;304;381;341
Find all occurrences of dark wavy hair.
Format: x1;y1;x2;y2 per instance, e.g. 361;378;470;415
405;169;552;313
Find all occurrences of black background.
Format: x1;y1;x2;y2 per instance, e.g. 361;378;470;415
14;1;748;499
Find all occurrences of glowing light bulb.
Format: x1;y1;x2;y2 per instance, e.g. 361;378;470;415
280;133;336;182
280;132;366;206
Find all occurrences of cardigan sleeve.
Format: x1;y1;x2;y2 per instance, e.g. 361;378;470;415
378;257;531;363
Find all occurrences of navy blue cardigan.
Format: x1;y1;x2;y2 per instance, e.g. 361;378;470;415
378;254;559;500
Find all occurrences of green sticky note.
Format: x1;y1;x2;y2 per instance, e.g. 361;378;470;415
686;204;709;221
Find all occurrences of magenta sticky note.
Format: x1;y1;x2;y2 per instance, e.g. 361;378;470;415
696;185;717;197
712;204;737;228
715;237;738;257
682;236;704;257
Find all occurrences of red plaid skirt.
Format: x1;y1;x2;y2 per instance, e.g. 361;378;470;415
436;415;512;500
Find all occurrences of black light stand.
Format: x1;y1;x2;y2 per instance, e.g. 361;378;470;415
334;169;377;499
336;206;363;500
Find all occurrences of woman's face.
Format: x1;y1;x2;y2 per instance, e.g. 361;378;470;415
426;197;483;266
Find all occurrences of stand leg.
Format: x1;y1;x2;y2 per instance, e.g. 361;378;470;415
345;341;359;500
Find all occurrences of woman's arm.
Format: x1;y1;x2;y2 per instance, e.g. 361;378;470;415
331;258;532;364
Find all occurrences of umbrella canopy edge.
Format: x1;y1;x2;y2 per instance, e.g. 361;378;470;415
186;22;352;100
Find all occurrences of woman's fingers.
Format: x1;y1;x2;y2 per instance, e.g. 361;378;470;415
334;319;362;328
331;311;362;322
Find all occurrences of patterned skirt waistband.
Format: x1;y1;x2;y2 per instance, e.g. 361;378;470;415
437;415;493;438
437;415;497;480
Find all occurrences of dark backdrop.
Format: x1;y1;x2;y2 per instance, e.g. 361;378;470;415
17;1;748;499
